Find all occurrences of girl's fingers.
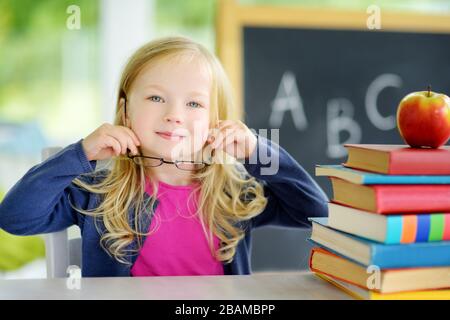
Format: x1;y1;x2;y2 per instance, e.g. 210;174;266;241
122;126;141;147
214;128;237;150
213;126;237;148
118;126;141;155
117;134;129;155
209;128;224;148
108;131;128;155
104;135;122;156
119;127;140;155
209;123;235;147
217;120;236;128
218;120;246;134
217;121;235;132
125;135;138;155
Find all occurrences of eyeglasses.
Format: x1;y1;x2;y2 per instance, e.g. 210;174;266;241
127;153;211;171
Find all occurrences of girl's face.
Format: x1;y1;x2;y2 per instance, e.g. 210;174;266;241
125;54;212;161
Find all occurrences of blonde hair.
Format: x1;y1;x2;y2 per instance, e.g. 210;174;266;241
72;36;267;265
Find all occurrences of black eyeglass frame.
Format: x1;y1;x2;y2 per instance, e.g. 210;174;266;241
122;91;129;119
127;153;211;171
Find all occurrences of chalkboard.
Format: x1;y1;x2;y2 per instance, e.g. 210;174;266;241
243;27;450;197
216;0;450;272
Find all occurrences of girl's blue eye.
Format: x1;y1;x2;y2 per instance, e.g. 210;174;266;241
148;96;163;103
187;101;202;108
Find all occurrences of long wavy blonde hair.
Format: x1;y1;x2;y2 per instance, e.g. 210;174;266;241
72;36;267;265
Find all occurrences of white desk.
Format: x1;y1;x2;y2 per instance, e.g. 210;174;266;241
0;271;352;300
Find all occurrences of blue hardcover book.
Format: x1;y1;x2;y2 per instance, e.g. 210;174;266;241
308;217;450;269
315;164;450;185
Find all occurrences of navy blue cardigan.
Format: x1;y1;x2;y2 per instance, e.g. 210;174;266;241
0;134;328;277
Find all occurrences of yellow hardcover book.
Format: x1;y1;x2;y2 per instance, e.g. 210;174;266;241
315;273;450;300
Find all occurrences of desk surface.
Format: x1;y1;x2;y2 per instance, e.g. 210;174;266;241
0;271;352;300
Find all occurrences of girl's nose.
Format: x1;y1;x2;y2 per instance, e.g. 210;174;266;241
163;113;183;124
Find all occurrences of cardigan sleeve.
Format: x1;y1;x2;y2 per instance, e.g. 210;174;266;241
243;134;329;229
0;139;99;235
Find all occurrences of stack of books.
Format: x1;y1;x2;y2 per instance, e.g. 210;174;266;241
310;144;450;300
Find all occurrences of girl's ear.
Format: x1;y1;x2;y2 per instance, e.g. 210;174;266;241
201;140;214;164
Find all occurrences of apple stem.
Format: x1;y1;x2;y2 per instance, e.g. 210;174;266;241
427;85;431;97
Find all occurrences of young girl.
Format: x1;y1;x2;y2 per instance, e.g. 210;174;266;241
0;36;328;277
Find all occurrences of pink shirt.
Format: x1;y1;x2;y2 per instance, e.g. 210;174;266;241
131;178;224;277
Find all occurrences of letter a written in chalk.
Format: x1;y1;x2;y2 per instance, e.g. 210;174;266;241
269;71;307;131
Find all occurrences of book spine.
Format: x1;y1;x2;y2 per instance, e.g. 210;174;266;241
310;236;450;268
389;150;450;175
445;214;450;240
308;248;315;270
376;185;450;213
371;241;450;268
386;214;450;244
310;248;381;292
364;175;450;185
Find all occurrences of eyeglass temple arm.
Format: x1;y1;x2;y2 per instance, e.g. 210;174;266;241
122;91;128;119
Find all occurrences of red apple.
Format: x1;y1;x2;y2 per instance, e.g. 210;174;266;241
397;87;450;148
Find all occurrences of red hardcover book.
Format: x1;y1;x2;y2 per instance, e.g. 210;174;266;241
343;144;450;175
330;177;450;214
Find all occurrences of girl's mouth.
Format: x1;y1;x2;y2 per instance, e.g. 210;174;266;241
156;132;185;141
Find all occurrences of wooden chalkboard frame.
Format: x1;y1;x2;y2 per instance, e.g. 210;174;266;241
215;0;450;120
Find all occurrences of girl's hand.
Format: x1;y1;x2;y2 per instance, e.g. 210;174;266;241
81;123;141;161
207;120;257;161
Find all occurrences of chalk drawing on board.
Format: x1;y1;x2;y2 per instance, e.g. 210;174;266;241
365;73;402;131
326;97;362;159
269;71;307;130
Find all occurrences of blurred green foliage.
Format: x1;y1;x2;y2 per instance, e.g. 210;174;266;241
155;0;216;28
0;0;99;121
0;0;97;38
0;188;46;271
0;229;46;271
240;0;449;11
